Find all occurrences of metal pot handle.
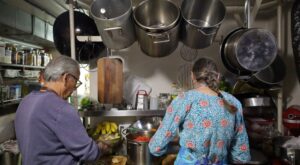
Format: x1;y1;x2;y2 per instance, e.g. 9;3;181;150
104;27;122;31
104;27;123;37
244;0;251;28
121;128;129;137
127;140;142;146
197;28;217;36
147;32;170;44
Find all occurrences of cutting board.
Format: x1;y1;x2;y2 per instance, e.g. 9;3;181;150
98;57;123;104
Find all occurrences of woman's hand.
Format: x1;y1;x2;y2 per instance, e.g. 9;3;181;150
97;140;112;156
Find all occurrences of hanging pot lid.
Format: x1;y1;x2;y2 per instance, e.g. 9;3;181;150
53;11;106;63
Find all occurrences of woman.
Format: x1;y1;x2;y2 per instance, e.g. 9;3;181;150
149;58;251;164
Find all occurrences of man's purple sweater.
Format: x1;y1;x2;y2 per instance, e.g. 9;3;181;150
15;91;99;165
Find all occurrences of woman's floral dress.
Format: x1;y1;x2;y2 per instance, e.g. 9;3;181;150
149;90;251;164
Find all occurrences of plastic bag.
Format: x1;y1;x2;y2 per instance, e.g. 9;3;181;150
282;136;300;149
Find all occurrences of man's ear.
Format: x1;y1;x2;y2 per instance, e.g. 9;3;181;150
61;73;68;84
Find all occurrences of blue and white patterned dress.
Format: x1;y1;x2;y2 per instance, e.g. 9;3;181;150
149;90;251;164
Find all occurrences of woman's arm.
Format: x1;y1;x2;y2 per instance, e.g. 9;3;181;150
229;103;251;163
149;93;191;156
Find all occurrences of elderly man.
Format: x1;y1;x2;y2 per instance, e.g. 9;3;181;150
15;55;109;165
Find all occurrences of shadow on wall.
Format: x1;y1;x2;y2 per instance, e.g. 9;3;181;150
283;53;299;106
112;42;224;82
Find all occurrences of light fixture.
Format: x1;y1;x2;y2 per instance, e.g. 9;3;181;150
24;0;68;17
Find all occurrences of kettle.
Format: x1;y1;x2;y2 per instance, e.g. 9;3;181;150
135;90;148;110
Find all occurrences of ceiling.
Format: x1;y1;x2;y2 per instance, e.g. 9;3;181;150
1;0;282;25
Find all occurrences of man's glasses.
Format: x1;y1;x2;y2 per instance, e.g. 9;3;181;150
67;74;82;88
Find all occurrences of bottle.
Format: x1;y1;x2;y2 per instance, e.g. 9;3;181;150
170;82;180;101
43;53;49;66
40;50;45;66
24;49;32;65
37;50;42;66
11;45;17;64
0;42;5;63
16;51;23;65
5;44;12;64
32;49;37;66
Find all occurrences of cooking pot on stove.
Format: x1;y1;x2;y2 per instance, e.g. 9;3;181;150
122;117;161;139
123;118;161;165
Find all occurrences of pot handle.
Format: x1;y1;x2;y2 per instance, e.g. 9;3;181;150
127;140;142;146
104;27;122;37
147;33;170;44
197;28;217;36
121;128;129;137
104;27;122;31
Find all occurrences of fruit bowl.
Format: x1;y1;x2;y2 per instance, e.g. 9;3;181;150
98;134;122;147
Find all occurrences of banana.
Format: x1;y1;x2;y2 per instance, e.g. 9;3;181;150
95;123;102;133
110;122;118;130
101;127;107;135
104;122;111;133
111;126;116;133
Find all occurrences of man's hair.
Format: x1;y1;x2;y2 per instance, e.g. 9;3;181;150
44;55;79;82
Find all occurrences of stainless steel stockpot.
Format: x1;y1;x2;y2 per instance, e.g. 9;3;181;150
180;0;226;49
133;0;180;57
90;0;136;49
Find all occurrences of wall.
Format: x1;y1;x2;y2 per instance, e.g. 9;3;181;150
89;5;288;106
282;2;300;107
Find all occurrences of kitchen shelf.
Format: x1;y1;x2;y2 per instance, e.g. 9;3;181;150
79;110;166;117
0;101;20;116
0;63;44;69
0;98;21;108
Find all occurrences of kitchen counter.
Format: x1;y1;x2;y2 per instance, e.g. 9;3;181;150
79;110;166;117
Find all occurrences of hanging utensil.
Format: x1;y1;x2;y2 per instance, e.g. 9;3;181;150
177;63;193;91
180;45;198;62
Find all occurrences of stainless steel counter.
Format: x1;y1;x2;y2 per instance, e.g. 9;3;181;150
79;110;166;117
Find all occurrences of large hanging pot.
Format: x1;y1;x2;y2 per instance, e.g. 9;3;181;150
90;0;136;50
221;28;251;75
223;28;277;73
133;0;180;57
247;55;286;89
180;0;226;49
53;11;106;63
